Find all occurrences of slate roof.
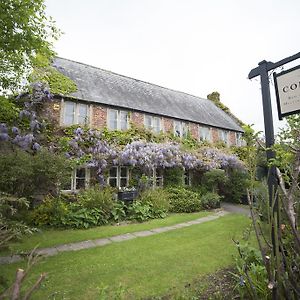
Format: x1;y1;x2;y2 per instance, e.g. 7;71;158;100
53;57;243;132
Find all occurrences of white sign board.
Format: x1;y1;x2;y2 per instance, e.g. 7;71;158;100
274;65;300;119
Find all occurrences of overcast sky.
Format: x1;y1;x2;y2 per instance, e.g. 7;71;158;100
45;0;300;134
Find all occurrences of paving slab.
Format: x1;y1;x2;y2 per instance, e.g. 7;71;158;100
93;238;112;246
109;233;136;242
132;230;155;237
36;247;58;256
0;255;22;264
69;240;96;251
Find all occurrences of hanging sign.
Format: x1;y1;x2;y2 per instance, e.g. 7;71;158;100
274;65;300;120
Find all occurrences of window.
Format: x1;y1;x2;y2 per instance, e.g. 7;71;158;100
149;168;164;187
184;170;192;186
235;132;243;146
62;168;90;192
107;109;129;130
219;129;229;145
199;126;211;142
108;166;129;188
174;121;188;138
63;101;89;126
144;114;162;133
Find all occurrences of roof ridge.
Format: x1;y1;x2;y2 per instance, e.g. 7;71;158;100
54;56;210;102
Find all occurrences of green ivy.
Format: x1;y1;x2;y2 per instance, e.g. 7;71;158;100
29;54;77;95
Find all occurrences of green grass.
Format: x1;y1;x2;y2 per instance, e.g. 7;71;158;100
2;211;211;254
1;214;251;299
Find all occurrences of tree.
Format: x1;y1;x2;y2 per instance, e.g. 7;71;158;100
0;0;60;93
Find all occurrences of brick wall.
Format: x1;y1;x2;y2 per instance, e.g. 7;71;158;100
54;98;241;146
229;132;236;146
211;128;219;143
189;123;198;140
92;105;107;128
131;111;144;127
163;117;173;133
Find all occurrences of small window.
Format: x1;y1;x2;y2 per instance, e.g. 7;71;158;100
219;129;229;144
144;114;162;133
184;170;192;186
174;121;188;138
199;126;211;142
150;168;164;187
108;109;129;131
63;101;89;126
62;168;90;192
235;132;243;146
107;166;129;188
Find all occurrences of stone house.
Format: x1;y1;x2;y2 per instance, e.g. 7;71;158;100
50;57;243;191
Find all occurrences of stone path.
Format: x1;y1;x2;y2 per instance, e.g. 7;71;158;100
221;202;250;216
0;210;232;265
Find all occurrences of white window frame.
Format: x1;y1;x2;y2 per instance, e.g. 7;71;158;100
235;132;243;146
150;168;164;187
144;114;163;133
107;109;129;131
199;126;212;142
218;129;229;145
61;100;90;126
184;170;192;186
62;168;90;192
174;121;188;138
107;166;129;188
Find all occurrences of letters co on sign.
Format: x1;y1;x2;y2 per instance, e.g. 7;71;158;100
274;65;300;120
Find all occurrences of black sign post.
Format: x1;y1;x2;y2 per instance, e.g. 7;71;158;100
248;52;300;300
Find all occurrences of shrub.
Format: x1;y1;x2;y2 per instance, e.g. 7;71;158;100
0;193;35;249
111;201;126;223
167;187;202;213
30;195;68;227
138;188;170;216
201;192;221;209
77;186;115;221
0;148;71;199
127;201;153;222
223;169;249;203
163;167;184;187
201;169;228;193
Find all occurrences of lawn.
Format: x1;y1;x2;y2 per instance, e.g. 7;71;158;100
2;211;211;255
1;214;251;299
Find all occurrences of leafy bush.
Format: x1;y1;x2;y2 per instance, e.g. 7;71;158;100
77;186;115;221
201;169;228;193
30;195;68;227
127;201;153;222
167;187;202;213
139;188;170;216
111;201;126;223
223;169;249;203
0;148;71;199
0;193;35;250
62;203;105;228
163;167;184;187
231;243;269;299
201;192;221;209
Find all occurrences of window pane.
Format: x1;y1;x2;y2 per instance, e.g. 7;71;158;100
182;123;188;137
174;121;181;137
76;168;85;179
109;178;117;187
108;110;118;130
78;104;88;124
120;111;128;130
120;167;127;178
144;115;152;128
109;167;117;177
120;178;127;187
64;102;75;125
153;117;161;133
